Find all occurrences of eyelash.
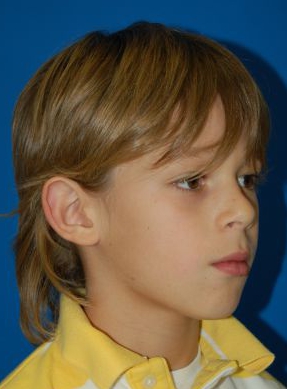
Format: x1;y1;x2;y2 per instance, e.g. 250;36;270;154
175;175;205;191
175;173;263;192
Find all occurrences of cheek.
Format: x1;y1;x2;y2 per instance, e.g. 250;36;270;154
102;186;209;284
130;205;204;272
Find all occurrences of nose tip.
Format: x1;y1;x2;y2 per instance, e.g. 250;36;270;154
222;190;258;231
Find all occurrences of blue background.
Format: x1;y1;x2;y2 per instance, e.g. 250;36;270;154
1;0;287;384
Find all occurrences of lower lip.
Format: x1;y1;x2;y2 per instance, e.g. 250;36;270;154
212;260;250;276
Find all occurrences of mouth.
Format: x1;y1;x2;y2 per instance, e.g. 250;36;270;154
211;252;250;276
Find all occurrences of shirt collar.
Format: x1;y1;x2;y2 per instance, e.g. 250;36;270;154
56;295;274;389
200;317;274;374
57;295;144;389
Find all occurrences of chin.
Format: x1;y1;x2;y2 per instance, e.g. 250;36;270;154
199;293;244;320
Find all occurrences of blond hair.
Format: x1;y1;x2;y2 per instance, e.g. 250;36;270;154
12;22;269;344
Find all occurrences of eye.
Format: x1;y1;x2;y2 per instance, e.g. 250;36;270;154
175;175;205;191
238;174;262;190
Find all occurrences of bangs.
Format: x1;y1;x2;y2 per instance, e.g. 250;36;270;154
142;33;270;170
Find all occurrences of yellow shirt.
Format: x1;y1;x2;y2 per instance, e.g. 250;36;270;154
1;295;285;389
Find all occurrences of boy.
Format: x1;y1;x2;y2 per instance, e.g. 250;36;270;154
1;22;285;388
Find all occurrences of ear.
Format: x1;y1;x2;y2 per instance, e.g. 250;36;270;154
42;177;99;246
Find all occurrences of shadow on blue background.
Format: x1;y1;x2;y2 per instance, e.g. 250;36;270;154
226;42;287;384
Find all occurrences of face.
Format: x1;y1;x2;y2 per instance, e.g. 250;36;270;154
85;96;260;321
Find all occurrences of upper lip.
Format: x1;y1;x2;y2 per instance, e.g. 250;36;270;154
212;251;250;264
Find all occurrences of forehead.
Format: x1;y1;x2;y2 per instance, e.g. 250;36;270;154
189;95;225;151
154;95;227;167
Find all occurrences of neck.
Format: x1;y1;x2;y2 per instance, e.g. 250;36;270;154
84;288;200;370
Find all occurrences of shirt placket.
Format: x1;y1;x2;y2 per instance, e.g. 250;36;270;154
125;357;176;389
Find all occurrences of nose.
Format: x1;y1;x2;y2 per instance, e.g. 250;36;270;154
217;184;258;231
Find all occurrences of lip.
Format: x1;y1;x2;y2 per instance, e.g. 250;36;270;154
211;252;250;276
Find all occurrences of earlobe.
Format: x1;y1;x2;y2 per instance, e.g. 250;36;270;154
42;177;99;246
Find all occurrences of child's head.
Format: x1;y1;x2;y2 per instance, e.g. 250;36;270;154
12;22;269;344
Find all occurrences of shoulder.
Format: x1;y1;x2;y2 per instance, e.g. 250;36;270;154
0;341;88;389
0;342;52;388
227;371;286;389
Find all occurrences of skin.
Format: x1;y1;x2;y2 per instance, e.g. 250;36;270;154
79;96;260;369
